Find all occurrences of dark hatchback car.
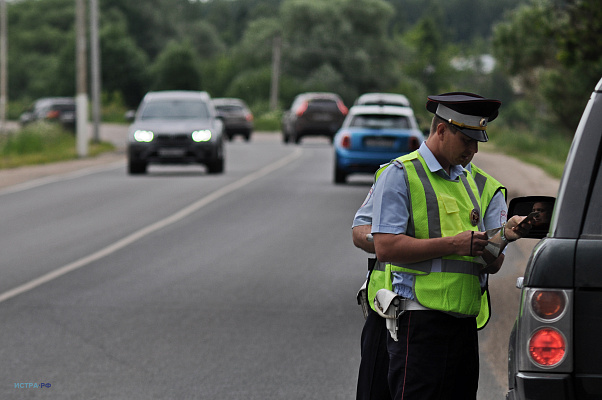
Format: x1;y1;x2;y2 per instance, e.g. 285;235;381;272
506;77;602;399
19;97;76;131
281;92;348;144
213;98;254;142
126;91;225;175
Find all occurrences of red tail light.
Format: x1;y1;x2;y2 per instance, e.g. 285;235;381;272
340;133;351;149
46;110;60;119
409;136;420;151
337;100;348;115
529;328;566;367
246;113;254;122
296;101;308;117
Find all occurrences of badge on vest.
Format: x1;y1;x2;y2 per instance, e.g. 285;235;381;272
470;209;480;226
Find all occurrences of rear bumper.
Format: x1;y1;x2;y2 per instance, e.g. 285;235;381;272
509;372;573;400
335;149;404;172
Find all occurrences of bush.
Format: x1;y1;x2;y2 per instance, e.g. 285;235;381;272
254;109;282;131
0;122;114;169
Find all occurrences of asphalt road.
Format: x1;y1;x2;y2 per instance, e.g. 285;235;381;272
0;127;560;399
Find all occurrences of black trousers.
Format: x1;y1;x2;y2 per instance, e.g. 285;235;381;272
387;310;479;400
356;308;392;400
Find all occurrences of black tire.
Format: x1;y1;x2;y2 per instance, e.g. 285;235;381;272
282;131;289;143
334;157;347;184
128;159;147;175
293;132;302;144
207;158;224;174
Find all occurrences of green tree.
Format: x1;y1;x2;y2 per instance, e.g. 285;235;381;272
492;0;601;135
492;0;559;92
150;41;202;91
100;9;150;107
7;0;76;100
278;0;397;104
187;21;226;60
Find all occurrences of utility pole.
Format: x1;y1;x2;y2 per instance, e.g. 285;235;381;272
89;0;101;143
75;0;88;157
269;35;281;111
0;0;7;133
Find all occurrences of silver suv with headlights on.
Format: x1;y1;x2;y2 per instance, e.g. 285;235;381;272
126;91;225;174
507;77;602;399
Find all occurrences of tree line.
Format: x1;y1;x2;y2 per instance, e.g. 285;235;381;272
4;0;600;137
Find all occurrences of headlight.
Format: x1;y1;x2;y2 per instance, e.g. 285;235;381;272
192;130;212;142
133;130;154;142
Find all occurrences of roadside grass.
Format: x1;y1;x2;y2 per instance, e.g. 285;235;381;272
486;126;571;179
0;123;115;169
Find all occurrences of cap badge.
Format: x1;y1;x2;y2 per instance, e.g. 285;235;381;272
470;209;480;226
479;118;487;127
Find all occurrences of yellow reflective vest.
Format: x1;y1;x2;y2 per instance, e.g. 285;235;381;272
366;152;505;327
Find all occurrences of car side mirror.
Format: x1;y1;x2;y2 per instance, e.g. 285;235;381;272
124;110;136;121
508;196;556;239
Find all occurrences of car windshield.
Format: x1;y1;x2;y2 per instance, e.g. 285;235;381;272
140;100;209;120
350;114;411;129
51;104;75;111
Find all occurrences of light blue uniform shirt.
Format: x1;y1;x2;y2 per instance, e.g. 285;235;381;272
353;142;507;299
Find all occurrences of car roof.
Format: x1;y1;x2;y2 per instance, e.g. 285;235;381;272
143;91;211;102
295;92;342;100
348;104;416;117
354;93;410;107
35;97;75;104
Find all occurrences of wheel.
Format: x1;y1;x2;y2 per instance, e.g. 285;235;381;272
293;132;302;144
206;157;224;174
128;159;147;174
282;131;289;143
334;157;347;184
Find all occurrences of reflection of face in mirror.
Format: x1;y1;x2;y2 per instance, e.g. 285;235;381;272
531;201;552;229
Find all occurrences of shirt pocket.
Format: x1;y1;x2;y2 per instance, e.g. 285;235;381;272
438;193;463;237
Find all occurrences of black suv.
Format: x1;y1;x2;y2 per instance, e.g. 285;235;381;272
213;98;254;142
507;78;602;399
281;92;348;144
19;97;76;131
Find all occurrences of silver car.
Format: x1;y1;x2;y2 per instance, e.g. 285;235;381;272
126;91;225;175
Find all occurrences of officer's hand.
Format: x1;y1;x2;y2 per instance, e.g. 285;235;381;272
505;215;532;241
455;230;489;257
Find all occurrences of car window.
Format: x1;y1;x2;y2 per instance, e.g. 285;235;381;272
307;99;338;110
350;114;411;129
140;100;209;119
51;104;75;112
216;105;243;112
582;156;602;237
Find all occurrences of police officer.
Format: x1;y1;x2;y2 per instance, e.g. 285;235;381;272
361;92;530;400
353;158;506;400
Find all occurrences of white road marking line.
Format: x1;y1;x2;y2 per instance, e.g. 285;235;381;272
0;148;302;303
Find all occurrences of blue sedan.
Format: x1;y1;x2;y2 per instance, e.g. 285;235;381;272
333;105;425;183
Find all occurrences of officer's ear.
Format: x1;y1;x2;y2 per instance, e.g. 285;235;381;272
435;122;447;139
